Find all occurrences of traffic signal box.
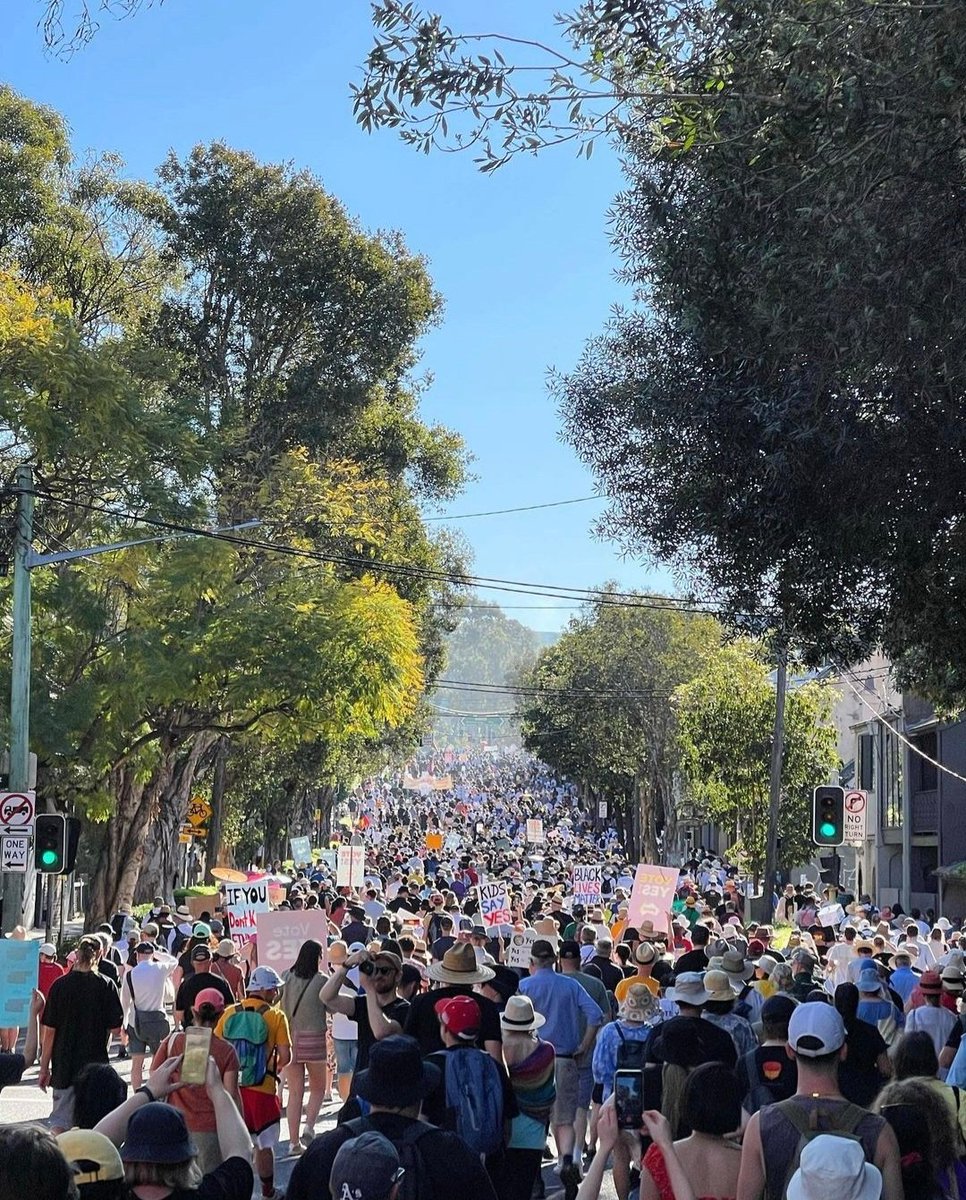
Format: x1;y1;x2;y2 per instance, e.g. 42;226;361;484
812;785;845;847
35;814;81;874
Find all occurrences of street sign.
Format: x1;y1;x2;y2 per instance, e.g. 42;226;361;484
0;833;29;873
0;791;35;832
844;790;868;845
186;797;212;826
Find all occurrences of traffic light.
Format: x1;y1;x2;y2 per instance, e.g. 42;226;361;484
34;814;75;874
812;786;845;846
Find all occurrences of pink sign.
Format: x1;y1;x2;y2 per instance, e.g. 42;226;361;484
256;910;329;974
628;863;680;931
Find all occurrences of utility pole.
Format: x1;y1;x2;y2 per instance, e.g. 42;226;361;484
2;466;34;933
763;642;788;911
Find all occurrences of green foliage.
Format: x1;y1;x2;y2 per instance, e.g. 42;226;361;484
674;644;839;875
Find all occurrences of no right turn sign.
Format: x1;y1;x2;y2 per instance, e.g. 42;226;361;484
844;790;868;845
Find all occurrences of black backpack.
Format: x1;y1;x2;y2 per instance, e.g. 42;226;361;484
342;1116;435;1200
615;1022;651;1070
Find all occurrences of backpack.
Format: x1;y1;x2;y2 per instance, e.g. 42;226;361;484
740;1049;782;1115
221;1002;273;1087
733;984;755;1021
442;1047;505;1157
615;1022;651;1070
343;1116;435;1200
775;1099;867;1197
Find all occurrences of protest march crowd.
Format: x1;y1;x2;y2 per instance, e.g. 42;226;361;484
4;749;966;1200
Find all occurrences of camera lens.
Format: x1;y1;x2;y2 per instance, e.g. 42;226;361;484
359;959;374;975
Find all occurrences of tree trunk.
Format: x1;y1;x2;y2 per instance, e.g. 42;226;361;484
205;737;229;879
87;753;172;929
137;734;216;902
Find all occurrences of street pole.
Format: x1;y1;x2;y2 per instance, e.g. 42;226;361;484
2;466;34;933
763;643;788;913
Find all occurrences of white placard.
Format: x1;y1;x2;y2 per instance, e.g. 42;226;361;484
337;844;365;890
0;833;29;873
526;818;544;845
507;928;537;968
478;881;511;929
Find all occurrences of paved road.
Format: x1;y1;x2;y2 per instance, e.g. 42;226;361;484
0;1048;617;1199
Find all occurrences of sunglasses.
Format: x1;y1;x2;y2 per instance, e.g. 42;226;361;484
371;965;396;978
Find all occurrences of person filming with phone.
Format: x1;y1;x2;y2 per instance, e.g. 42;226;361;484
319;947;409;1086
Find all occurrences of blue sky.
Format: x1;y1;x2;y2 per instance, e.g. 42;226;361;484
3;0;674;631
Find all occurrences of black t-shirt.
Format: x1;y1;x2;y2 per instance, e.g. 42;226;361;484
42;970;124;1089
287;1112;498;1200
167;1156;254;1200
405;986;503;1057
422;1045;518;1130
430;936;456;962
838;1018;888;1107
673;948;709;976
351;994;411;1075
736;1045;797;1110
175;971;234;1026
97;959;120;988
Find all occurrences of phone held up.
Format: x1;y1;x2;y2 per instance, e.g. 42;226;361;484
614;1068;643;1130
181;1025;213;1085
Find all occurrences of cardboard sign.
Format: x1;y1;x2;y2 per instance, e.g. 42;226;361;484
0;939;38;1025
526;818;545;845
818;902;845;928
627;863;680;930
507;928;537;968
478;881;512;929
223;880;269;947
289;836;312;865
573;864;603;902
337;844;365;890
257;910;328;973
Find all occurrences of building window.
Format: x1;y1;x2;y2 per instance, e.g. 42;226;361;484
878;723;903;829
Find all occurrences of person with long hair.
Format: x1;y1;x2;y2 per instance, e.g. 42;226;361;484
500;995;555;1200
876;1100;944;1200
834;982;891;1106
875;1077;966;1198
891;1030;966;1155
281;939;329;1155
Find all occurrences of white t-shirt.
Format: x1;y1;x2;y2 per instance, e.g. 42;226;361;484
123;954;177;1019
330;983;359;1041
906;1003;957;1057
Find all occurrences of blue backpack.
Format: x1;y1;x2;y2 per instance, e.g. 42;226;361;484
443;1048;505;1157
221;1002;272;1087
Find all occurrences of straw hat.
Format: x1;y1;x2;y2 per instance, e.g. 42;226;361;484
426;942;495;985
500;994;546;1032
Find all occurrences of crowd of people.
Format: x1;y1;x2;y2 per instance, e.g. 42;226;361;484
2;750;966;1200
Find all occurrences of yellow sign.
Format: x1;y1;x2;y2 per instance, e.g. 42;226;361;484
178;832;192;844
187;797;212;826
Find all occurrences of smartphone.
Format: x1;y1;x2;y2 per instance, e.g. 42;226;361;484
181;1025;212;1085
614;1068;643;1130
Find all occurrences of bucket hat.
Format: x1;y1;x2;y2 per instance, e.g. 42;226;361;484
353;1035;440;1108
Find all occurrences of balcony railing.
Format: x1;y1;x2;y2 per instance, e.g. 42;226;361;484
912;789;939;835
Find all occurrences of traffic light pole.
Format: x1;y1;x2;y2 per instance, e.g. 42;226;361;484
2;466;34;934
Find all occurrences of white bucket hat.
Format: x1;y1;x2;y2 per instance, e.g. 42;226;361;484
786;1135;881;1200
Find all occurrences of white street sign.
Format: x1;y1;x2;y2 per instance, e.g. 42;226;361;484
1;833;30;873
0;791;35;836
844;790;868;845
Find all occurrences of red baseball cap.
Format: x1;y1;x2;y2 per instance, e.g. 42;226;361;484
434;995;480;1040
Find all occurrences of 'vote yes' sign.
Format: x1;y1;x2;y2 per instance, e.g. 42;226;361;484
478;881;511;929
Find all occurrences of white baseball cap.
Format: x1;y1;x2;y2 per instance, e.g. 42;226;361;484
788;1002;846;1057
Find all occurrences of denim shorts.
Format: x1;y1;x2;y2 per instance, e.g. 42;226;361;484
334;1038;358;1075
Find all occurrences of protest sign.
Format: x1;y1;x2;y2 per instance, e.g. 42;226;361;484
289;836;312;866
627;863;680;931
257;910;328;972
818;902;845;928
507;928;537;969
526;818;545;845
573;864;603;903
337;844;365;890
0;939;38;1025
478;881;512;929
223;880;269;948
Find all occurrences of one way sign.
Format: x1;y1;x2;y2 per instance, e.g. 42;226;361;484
1;833;30;873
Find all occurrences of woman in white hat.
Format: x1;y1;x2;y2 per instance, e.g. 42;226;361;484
786;1134;882;1200
500;995;554;1200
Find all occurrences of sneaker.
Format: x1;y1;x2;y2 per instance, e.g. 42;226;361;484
114;1047;129;1060
531;1179;545;1200
300;1128;315;1149
560;1162;581;1200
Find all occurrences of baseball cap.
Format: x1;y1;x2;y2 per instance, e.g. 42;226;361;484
246;965;285;992
559;939;581;961
136;942;157;955
190;944;212;961
788;1001;846;1057
329;1131;404;1200
192;922;211;938
57;1129;124;1184
193;987;228;1012
38;942;57;956
435;995;481;1041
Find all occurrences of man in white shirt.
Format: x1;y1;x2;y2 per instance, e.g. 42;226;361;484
122;941;177;1091
825;926;858;990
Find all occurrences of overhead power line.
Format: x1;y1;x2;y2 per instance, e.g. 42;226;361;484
423;495;603;521
32;490;756;619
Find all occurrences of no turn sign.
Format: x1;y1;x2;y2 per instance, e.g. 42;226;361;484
844;790;868;845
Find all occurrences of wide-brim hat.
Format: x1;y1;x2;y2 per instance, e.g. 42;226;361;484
427;941;495;984
500;994;546;1032
121;1102;197;1164
620;983;660;1022
720;948;754;983
354;1034;441;1107
666;971;712;1006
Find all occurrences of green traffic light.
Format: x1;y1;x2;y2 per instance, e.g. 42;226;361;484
40;849;59;866
819;822;837;838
